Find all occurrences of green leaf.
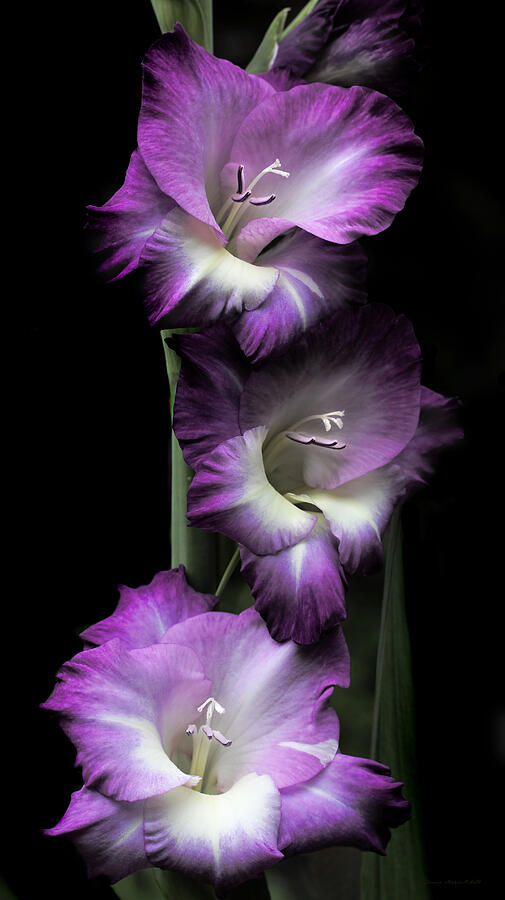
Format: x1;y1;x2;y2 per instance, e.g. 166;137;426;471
150;0;213;52
246;8;291;74
360;509;430;899
266;848;361;900
113;869;270;900
280;0;319;38
113;869;166;900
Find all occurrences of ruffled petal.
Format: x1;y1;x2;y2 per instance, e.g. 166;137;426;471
171;327;248;468
185;427;317;555
273;0;339;76
80;567;217;650
392;386;463;485
87;149;174;278
140;208;279;325
42;639;211;801
162;608;349;792
240;516;347;644
233;230;367;362
45;787;148;882
144;774;282;895
138;26;273;233
229;83;423;245
240;305;422;489
279;752;411;855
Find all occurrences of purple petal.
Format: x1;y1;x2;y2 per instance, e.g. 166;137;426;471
279;752;411;855
185;427;317;555
138;26;273;234
87;149;174;278
80;566;217;650
229;83;423;245
240;516;347;644
232;230;367;362
240;304;422;489
171;327;248;469
392;386;463;485
139;208;279;326
162;608;349;792
42;639;211;801
274;0;340;76
45;787;148;882
144;774;283;895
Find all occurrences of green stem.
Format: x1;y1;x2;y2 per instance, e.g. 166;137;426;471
215;546;240;597
161;330;218;593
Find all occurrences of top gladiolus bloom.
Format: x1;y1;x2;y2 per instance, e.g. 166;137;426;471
89;25;423;360
43;567;410;896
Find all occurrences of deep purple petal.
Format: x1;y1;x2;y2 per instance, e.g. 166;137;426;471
87;149;174;278
274;0;339;76
162;608;349;792
45;787;148;882
140;208;279;326
233;230;367;362
138;26;273;233
171;327;248;468
230;83;423;245
279;752;411;855
392;386;463;485
185;427;317;555
240;304;422;490
240;516;347;644
80;567;217;650
144;774;282;895
42;639;211;801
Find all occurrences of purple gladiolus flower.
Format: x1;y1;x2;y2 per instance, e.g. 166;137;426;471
43;567;410;895
171;304;462;644
88;25;423;361
269;0;423;97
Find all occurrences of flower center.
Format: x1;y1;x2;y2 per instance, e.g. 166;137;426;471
217;159;290;241
263;410;347;472
186;696;231;792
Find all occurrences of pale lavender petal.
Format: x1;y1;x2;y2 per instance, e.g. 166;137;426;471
279;752;410;854
80;566;217;650
240;304;422;489
87;149;174;278
162;608;349;792
144;774;282;895
140;208;279;326
138;26;273;234
42;639;211;801
233;230;367;362
45;787;149;882
229;83;423;245
171;327;247;468
186;427;317;555
240;516;347;644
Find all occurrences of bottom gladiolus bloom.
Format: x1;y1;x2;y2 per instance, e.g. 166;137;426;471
44;568;410;894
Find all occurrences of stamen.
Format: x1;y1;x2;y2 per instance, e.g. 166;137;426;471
237;164;244;194
186;697;231;792
249;193;276;206
286;432;346;450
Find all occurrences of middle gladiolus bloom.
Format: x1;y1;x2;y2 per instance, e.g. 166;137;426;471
89;25;423;360
172;304;462;643
44;569;410;896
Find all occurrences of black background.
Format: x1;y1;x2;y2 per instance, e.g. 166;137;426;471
7;1;503;897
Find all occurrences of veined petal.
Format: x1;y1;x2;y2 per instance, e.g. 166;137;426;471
138;26;274;234
45;787;148;882
230;83;423;245
240;516;347;644
87;149;174;278
186;427;317;556
171;327;248;468
392;386;463;484
279;752;410;855
240;304;422;489
233;230;367;362
140;208;279;326
80;567;217;650
42;639;211;801
162;608;349;792
144;774;282;896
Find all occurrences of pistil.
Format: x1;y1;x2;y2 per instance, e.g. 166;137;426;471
186;697;231;792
